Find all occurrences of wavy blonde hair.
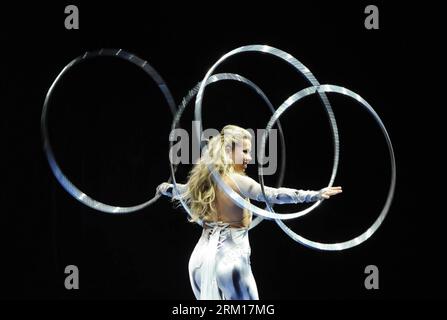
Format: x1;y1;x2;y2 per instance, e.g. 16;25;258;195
175;125;252;224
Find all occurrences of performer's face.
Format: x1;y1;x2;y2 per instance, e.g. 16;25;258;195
232;138;252;173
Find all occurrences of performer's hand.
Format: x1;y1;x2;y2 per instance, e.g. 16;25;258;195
156;182;172;196
319;186;343;199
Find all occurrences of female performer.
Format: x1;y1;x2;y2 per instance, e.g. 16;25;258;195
157;125;342;300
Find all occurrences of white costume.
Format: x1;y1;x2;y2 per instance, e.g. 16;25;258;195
160;173;322;300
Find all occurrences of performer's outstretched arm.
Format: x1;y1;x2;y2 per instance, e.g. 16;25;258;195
229;173;342;204
156;175;342;203
156;182;187;199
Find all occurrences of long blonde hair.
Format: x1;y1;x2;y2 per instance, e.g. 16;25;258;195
175;125;252;224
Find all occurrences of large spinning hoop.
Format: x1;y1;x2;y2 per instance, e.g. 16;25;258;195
169;72;287;230
41;49;176;214
258;84;396;250
194;45;340;220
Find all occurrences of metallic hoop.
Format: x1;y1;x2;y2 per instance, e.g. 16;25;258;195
41;49;176;214
194;45;340;219
169;73;287;229
261;84;396;250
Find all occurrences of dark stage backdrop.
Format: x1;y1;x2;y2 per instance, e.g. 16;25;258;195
2;1;443;303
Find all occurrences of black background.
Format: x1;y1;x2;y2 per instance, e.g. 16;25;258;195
2;1;444;303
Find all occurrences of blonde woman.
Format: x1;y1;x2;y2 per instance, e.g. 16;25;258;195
157;125;342;300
